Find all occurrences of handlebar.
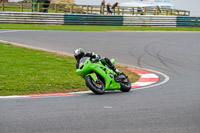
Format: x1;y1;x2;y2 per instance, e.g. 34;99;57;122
90;58;100;63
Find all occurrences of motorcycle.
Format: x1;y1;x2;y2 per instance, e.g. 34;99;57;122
76;57;131;95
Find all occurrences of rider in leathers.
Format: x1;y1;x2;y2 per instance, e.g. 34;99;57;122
74;48;121;74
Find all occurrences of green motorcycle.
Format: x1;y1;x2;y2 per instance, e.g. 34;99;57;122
76;57;131;95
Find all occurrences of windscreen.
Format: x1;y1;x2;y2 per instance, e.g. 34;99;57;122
79;57;89;68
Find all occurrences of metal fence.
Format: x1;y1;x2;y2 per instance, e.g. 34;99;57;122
0;1;190;16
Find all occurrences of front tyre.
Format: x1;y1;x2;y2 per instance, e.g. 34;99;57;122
120;76;131;92
85;76;105;95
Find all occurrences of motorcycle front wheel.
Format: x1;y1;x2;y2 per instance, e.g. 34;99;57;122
120;75;131;92
85;76;105;95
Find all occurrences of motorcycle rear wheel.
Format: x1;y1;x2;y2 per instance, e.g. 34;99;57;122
85;76;105;95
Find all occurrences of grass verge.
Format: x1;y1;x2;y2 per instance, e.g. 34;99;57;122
0;23;200;31
0;43;139;96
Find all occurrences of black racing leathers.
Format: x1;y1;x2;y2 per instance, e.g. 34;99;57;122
76;52;118;74
76;52;100;69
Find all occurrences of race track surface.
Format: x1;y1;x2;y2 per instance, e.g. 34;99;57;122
0;30;200;133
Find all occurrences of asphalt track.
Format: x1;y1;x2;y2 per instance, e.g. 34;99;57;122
0;30;200;133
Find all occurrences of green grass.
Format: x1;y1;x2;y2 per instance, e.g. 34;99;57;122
0;43;139;96
0;43;87;96
0;23;200;31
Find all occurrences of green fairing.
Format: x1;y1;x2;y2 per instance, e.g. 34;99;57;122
86;73;97;82
76;57;121;90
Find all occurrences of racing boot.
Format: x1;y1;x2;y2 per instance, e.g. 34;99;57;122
104;57;122;75
110;65;122;75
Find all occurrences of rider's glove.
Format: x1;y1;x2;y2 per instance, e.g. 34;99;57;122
91;57;99;63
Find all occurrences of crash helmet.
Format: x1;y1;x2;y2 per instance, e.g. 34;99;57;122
116;2;119;4
74;48;85;60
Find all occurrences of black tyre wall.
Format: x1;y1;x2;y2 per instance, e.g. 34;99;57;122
85;76;105;95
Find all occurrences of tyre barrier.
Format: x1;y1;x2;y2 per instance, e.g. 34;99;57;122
0;12;199;27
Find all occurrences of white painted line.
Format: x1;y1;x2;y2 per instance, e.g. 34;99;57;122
132;73;169;91
139;74;158;78
0;30;26;34
104;106;113;109
71;91;91;94
118;63;170;91
0;96;29;98
132;82;157;86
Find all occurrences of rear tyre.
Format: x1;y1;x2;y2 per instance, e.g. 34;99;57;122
120;76;131;92
85;76;105;95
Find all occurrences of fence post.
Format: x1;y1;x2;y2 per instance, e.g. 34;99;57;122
156;8;158;15
38;3;40;12
169;9;172;15
100;5;103;14
70;4;73;14
86;5;89;14
1;1;4;11
143;7;146;15
81;6;83;14
20;2;23;12
132;8;134;15
117;6;120;15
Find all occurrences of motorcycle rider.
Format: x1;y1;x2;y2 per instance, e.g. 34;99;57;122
74;48;121;74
